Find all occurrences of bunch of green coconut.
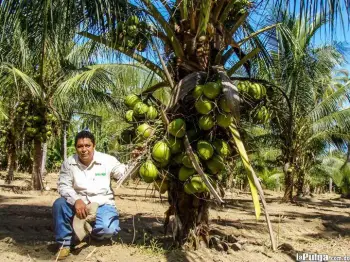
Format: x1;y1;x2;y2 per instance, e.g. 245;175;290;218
21;104;57;142
122;79;269;196
114;15;150;52
237;81;270;124
0;102;57;142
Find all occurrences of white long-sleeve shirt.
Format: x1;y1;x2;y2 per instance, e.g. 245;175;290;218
57;151;127;206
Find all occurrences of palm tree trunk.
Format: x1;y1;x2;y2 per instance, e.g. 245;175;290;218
282;163;294;202
167;180;209;248
32;138;44;190
6;142;16;183
61;122;68;160
5;109;16;183
41;142;47;180
296;170;305;196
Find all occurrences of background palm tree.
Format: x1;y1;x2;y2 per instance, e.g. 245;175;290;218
252;12;350;201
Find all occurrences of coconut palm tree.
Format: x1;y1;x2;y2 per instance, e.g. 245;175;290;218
1;0;348;249
53;0;350;248
0;9;119;188
75;1;285;249
252;12;350;202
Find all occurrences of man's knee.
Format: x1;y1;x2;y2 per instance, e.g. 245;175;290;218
53;197;67;210
52;197;72;217
94;219;120;238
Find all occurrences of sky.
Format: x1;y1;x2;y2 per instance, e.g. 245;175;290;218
281;0;350;71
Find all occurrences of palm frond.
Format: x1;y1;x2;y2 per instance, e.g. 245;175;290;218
307;82;350;122
0;63;40;97
311;107;350;133
55;66;114;97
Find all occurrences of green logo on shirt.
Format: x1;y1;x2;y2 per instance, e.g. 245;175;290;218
95;172;106;176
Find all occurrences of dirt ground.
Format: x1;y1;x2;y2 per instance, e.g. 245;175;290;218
0;172;349;262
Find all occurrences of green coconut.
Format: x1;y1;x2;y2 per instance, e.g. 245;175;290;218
125;94;141;109
136;123;153;139
206;155;225;174
203;81;222;99
219;97;231;113
195;97;213;115
146;106;158;120
178;166;195;181
46;113;54;121
133;102;149;116
127;15;139;25
125;110;134;122
139;160;159;183
127;25;138;37
184;182;196;195
26;127;39;136
237;81;249;94
217;113;233;128
253;106;270;124
154;179;168;194
32;116;43;122
249;83;266;100
197;140;214;160
213;139;232;158
190;176;206;193
193;85;204;98
168;118;186;138
182;153;199;168
198;115;215;130
152;141;171;163
167;136;183;154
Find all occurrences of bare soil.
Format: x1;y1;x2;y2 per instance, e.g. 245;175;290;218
0;172;349;262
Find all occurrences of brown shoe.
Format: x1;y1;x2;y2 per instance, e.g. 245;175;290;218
56;247;70;260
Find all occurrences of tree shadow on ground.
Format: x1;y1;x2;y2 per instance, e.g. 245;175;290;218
0;201;266;262
115;193;166;203
281;210;350;237
0;203;176;260
0;195;34;204
1;193;348;261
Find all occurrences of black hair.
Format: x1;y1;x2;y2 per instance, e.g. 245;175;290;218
75;130;95;146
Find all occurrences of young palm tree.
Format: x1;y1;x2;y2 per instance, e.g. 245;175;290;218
76;0;285;248
257;13;350;201
49;0;350;248
0;14;119;188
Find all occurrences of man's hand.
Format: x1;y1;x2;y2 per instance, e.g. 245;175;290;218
74;199;87;219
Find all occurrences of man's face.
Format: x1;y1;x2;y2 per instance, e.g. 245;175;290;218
75;138;95;166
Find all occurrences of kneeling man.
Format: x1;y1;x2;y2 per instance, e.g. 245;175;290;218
53;130;128;259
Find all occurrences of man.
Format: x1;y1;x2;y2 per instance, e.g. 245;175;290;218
52;130;128;260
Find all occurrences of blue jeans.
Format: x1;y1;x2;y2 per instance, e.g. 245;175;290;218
52;197;120;246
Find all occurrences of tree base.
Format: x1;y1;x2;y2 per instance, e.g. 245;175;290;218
165;179;210;249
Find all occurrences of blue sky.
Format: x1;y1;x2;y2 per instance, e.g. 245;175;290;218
282;0;350;71
314;26;350;72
